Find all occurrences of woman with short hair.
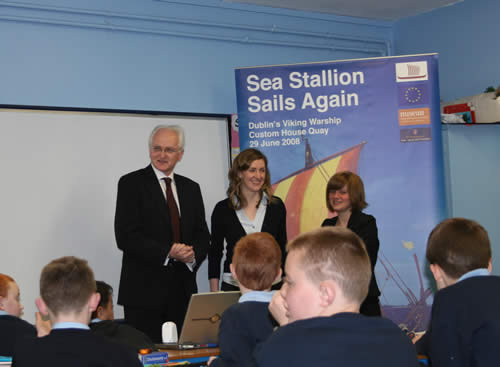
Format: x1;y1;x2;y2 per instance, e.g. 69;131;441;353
322;171;381;316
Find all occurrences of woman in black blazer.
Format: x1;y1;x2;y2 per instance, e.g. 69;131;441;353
208;148;287;292
321;171;381;316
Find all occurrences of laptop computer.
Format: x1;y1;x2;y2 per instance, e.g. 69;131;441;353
157;291;240;350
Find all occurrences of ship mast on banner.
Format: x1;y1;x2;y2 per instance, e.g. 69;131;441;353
379;251;432;331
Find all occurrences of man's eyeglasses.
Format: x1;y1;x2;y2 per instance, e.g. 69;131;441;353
151;146;181;154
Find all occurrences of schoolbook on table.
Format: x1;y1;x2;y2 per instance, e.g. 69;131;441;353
141;351;169;366
157;291;240;350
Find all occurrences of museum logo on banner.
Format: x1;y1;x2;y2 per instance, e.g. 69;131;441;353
395;61;431;142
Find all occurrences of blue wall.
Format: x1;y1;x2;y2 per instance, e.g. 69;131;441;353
0;0;392;113
395;0;500;273
394;0;500;102
440;123;500;273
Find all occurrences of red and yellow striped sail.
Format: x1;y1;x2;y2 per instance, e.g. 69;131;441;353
272;142;366;240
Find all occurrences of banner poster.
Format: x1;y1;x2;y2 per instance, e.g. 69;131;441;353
235;54;446;331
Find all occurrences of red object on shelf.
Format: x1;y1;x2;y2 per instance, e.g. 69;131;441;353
443;103;476;123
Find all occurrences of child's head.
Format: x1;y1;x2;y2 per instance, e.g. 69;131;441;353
0;273;23;317
39;256;98;320
91;281;114;321
426;218;491;288
282;227;371;322
231;232;282;291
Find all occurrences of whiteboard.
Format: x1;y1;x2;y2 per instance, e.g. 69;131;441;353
0;106;231;323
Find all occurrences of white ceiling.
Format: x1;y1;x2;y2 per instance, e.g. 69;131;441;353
225;0;463;20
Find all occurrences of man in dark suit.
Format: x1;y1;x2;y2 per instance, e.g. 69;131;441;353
115;125;210;342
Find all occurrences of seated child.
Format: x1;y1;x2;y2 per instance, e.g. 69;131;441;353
0;274;36;357
255;227;419;367
90;280;155;351
417;217;500;367
209;232;282;367
12;256;142;367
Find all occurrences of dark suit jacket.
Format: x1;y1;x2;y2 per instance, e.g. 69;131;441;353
12;328;142;367
115;165;210;308
254;313;419;367
89;320;155;351
211;301;275;367
208;196;287;280
322;210;380;298
423;275;500;367
0;315;36;357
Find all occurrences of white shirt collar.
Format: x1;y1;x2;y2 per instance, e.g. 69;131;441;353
52;322;90;330
236;194;268;235
239;290;275;303
151;164;175;182
458;268;490;282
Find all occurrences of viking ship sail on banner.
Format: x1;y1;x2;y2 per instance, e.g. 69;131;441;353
272;140;366;240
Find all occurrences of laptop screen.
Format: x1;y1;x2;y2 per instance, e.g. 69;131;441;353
178;291;241;345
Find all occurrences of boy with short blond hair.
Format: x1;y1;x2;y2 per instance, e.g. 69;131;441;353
209;232;282;367
255;227;418;367
12;256;141;367
418;218;500;367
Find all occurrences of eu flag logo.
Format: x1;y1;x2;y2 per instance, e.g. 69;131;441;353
398;83;429;107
